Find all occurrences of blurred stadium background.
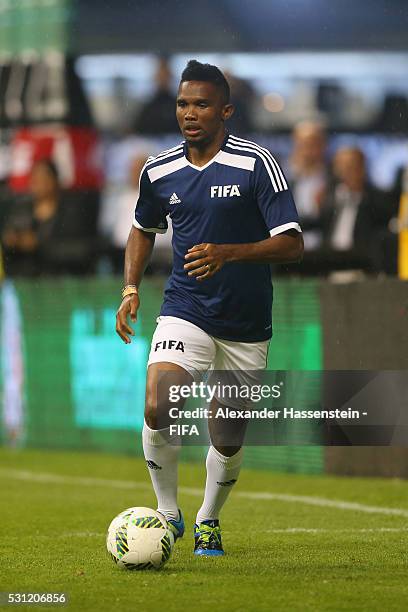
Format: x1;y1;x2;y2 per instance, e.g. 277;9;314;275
1;0;408;477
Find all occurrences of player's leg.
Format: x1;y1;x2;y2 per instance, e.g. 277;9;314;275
143;316;215;539
193;401;246;555
194;338;269;555
143;361;191;534
193;404;246;556
196;396;247;519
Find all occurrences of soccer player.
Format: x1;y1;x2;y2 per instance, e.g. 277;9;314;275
116;60;303;556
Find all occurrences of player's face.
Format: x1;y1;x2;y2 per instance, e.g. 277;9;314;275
176;81;233;146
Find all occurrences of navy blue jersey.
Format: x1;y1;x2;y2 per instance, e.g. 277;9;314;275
134;133;301;342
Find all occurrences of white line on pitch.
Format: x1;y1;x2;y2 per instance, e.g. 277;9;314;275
234;490;408;518
1;468;408;519
29;527;408;539
264;527;408;534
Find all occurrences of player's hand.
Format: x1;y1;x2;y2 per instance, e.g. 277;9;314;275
184;243;228;281
116;294;140;344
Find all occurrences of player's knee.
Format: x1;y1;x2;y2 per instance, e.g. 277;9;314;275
144;383;158;429
144;377;173;429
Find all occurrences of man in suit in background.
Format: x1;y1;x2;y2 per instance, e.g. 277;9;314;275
321;147;397;273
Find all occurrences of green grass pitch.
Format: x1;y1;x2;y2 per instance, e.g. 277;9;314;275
1;448;408;611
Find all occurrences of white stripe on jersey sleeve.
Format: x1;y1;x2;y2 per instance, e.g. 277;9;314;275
147;156;189;183
133;219;167;234
154;142;184;158
269;222;302;237
216;150;256;171
228;135;288;190
145;144;184;168
226;141;280;192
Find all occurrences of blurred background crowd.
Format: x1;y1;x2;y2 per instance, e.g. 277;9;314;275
1;0;408;280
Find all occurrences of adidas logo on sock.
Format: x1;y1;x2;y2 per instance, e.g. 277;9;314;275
169;192;181;205
146;460;162;470
216;479;237;487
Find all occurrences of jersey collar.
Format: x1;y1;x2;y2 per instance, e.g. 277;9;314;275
183;132;230;172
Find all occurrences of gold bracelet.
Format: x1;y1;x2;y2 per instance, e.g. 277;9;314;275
121;285;139;299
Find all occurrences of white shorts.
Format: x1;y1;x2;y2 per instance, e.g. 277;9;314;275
147;316;270;407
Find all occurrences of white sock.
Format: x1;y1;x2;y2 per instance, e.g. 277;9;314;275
195;446;243;525
142;421;181;522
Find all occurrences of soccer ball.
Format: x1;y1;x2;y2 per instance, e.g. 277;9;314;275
107;507;174;570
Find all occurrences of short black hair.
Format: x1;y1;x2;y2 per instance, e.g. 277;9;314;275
180;60;230;104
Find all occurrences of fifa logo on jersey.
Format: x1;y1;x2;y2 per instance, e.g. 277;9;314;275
154;339;185;352
210;185;241;198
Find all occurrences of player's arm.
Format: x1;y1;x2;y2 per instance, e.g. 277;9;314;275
227;230;303;264
116;227;155;343
184;232;303;280
116;163;168;342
